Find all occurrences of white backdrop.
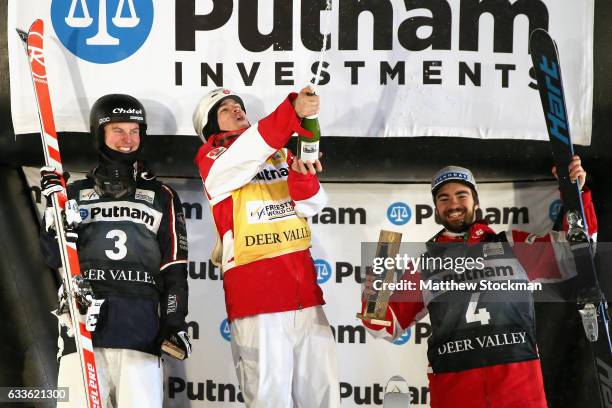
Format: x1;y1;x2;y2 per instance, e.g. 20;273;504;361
24;167;560;407
9;0;594;143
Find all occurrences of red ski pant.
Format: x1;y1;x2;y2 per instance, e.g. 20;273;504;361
427;359;548;408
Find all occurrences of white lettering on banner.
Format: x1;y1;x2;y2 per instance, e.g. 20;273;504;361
9;2;594;143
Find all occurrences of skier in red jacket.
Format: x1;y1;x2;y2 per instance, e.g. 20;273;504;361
193;87;340;408
361;158;595;408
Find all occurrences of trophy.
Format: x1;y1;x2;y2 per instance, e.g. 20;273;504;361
161;330;192;360
161;339;185;360
356;230;402;327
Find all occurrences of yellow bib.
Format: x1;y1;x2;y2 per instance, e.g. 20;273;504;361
232;150;311;265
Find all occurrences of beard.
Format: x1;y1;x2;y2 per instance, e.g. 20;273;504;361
439;206;477;233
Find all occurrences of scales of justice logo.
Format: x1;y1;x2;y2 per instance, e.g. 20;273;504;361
387;202;412;226
51;0;154;64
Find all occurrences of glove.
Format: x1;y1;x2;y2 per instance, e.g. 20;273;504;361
359;301;397;339
52;277;105;334
51;285;74;337
43;199;82;235
158;265;190;358
40;166;67;198
84;298;105;332
157;313;191;359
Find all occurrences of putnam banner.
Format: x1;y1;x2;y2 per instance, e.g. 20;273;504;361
9;0;594;143
23;167;561;407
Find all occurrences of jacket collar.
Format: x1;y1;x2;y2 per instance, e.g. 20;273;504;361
209;128;249;148
432;220;495;243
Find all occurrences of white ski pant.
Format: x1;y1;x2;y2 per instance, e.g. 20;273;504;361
230;305;341;408
56;348;163;408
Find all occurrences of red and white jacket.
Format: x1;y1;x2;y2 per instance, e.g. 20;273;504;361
362;189;597;408
194;93;327;321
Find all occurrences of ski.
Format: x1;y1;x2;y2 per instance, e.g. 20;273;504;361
530;28;612;407
17;20;103;408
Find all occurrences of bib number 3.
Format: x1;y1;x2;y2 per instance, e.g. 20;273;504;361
105;229;128;260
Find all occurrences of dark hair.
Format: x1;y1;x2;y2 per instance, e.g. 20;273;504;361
203;96;246;139
432;182;479;206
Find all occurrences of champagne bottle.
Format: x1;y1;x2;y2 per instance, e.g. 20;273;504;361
298;114;321;163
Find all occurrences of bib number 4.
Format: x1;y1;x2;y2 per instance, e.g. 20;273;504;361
465;292;491;326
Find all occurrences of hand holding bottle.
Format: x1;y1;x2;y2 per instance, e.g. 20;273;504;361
293;86;319;118
291;153;323;175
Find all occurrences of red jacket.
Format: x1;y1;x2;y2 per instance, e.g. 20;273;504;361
362;189;597;408
194;93;326;321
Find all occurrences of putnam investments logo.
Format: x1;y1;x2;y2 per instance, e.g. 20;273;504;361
51;0;154;64
387;202;412;225
220;319;231;342
393;328;411;345
549;199;562;222
314;259;333;284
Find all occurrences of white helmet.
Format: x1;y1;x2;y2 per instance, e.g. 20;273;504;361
192;88;245;143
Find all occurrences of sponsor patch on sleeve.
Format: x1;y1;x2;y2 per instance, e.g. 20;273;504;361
207;147;227;159
135;188;155;204
79;188;100;201
483;242;505;257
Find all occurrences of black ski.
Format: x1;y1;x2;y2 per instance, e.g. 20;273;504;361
530;28;612;407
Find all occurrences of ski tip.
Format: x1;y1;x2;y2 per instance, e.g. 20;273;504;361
30;19;44;32
529;28;548;44
15;28;28;43
529;28;554;55
28;19;44;38
530;28;548;37
16;19;44;43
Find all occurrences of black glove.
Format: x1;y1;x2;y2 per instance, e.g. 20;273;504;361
64;224;79;245
158;264;190;359
157;313;191;359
